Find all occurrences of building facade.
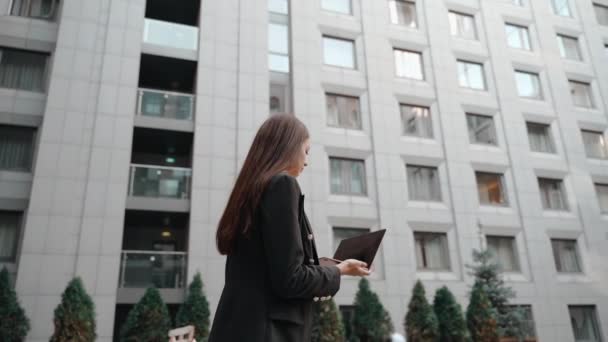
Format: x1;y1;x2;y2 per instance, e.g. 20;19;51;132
1;0;608;340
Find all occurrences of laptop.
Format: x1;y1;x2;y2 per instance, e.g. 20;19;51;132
319;229;386;268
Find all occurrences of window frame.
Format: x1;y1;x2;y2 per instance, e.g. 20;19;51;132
538;177;569;211
551;239;582;273
486;235;521;272
0;211;23;263
406;164;442;202
466;113;497;146
526;122;556;154
394;48;424;80
515;70;543;99
400;104;433;139
413;232;451;271
388;0;418;28
475;171;509;206
448;11;477;40
329;157;368;196
325;93;362;130
505;23;532;50
321;0;352;15
457;60;486;90
323;35;357;69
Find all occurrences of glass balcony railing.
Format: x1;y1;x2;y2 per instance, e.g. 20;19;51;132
136;88;195;121
10;0;59;20
128;164;192;199
119;250;187;289
143;18;199;51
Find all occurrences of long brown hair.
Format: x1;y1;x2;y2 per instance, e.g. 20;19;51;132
216;114;309;255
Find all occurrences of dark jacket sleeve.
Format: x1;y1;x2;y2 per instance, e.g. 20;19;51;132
259;174;341;300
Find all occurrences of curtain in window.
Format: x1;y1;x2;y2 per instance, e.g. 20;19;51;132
389;0;417;27
569;307;601;342
330;159;366;195
487;236;518;271
394;49;423;80
467;114;496;144
476;173;505;205
349;160;366;194
407;165;441;201
415;233;449;270
539;178;567;210
527;123;554;153
552;240;581;272
570;82;593;108
327;94;361;129
0;212;20;261
596;184;608;213
0;48;47;92
401;105;432;138
0;125;35;171
582;131;607;159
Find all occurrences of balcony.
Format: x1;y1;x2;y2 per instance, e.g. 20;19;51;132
119;250;187;289
143;18;199;51
128;164;191;199
137;88;194;121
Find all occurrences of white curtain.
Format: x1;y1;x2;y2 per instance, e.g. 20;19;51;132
389;0;416;27
527;123;554;153
407;165;441;201
552;240;581;272
570;82;593;108
582;131;607;159
488;236;518;271
569;306;601;342
330;158;366;195
327;94;361;129
394;49;423;80
596;184;608;213
415;233;448;270
401;105;433;138
0;48;47;92
540;178;567;210
0;212;20;260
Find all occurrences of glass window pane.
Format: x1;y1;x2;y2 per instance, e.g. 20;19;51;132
595;183;608;214
557;35;581;60
268;0;288;14
414;232;450;270
0;125;36;171
326;94;361;129
515;71;542;99
505;24;531;50
394;49;424;80
527;122;555;153
449;12;477;39
324;36;356;69
0;47;48;92
407;165;441;201
581;130;608;159
552;0;571;17
389;0;417;28
401;104;433;138
467;114;497;145
458;61;485;90
487;236;520;272
269;23;288;54
594;4;608;25
569;81;594;108
0;211;21;262
322;0;352;14
538;178;568;210
552;239;581;273
476;172;507;205
330;158;366;195
569;306;602;342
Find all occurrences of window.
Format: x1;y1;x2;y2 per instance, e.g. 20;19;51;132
406;165;441;201
511;0;524;6
515;71;542;99
569;81;594;108
569;306;603;342
527;122;555;153
476;172;508;206
269;22;290;73
581;130;608;159
557;34;581;60
326;94;361;130
605;44;608;57
448;11;477;40
507;306;537;340
538;178;568;210
401;104;433;138
457;61;485;90
330;158;367;195
0;47;48;92
467;114;497;145
394;49;424;80
505;23;531;50
268;0;288;14
340;305;356;341
551;0;571;17
10;0;59;19
322;0;352;14
0;125;36;172
389;0;417;28
269;83;290;113
323;36;356;69
414;232;450;270
595;183;608;214
595;3;608;25
552;239;581;273
0;211;21;262
333;227;370;250
486;236;520;272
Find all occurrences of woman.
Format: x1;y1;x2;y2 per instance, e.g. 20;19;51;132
208;114;370;341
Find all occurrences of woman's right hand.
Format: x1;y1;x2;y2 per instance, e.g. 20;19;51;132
336;259;371;277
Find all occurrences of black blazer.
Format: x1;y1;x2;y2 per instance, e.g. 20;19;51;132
208;173;341;342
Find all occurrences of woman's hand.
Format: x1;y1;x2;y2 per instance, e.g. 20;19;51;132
336;259;371;277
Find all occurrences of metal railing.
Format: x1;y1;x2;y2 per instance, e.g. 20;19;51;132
136;88;195;121
118;250;187;289
128;164;192;199
142;18;199;50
